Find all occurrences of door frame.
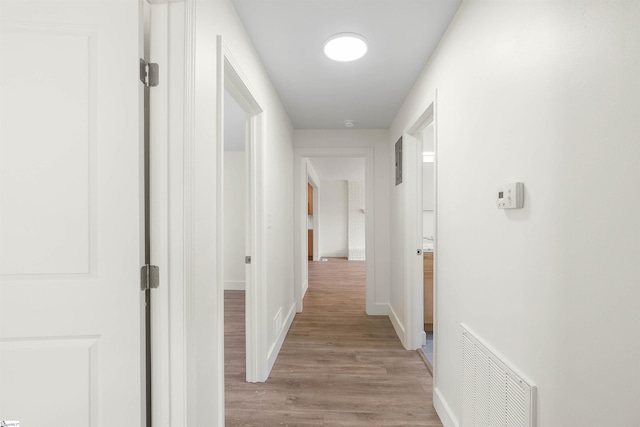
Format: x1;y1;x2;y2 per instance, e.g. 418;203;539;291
403;91;439;374
293;147;376;314
306;166;320;262
217;37;267;384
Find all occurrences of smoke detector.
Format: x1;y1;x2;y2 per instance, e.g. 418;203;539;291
344;120;355;128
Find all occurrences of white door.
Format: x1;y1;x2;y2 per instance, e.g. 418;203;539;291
0;1;144;425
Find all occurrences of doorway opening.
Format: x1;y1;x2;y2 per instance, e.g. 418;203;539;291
404;94;438;379
216;37;268;399
418;122;435;369
305;156;367;319
223;89;249;395
297;155;369;310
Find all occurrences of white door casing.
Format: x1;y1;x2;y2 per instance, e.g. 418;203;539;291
403;92;438;369
218;37;268;384
293;148;377;315
0;1;145;425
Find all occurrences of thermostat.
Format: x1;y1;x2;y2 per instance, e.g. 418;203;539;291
497;182;524;209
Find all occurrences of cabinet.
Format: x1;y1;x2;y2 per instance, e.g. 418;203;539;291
423;252;433;331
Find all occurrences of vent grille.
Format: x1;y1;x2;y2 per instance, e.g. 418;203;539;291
461;325;536;427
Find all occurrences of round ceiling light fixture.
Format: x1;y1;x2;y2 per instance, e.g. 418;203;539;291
324;33;368;62
344;120;356;128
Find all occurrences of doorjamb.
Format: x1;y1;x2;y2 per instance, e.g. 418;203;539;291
403;91;438;380
293;147;376;314
217;36;267;384
306;165;320;263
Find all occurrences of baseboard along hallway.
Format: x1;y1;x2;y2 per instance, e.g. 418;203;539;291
224;257;442;426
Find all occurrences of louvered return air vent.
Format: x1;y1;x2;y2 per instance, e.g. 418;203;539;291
461;325;536;427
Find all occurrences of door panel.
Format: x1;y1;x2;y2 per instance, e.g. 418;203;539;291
0;1;143;425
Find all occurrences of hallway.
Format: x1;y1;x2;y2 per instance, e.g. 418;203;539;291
225;258;442;426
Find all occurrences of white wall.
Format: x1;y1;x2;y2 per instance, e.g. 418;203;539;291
422;211;434;241
294;129;391;314
318;180;348;258
390;1;640;426
166;0;296;420
224;152;246;290
348;181;366;260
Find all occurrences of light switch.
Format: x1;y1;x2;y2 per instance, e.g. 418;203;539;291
497;182;524;209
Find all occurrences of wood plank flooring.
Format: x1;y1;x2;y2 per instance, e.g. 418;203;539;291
224;257;442;426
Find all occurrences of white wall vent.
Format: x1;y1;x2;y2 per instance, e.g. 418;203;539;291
461;325;536;427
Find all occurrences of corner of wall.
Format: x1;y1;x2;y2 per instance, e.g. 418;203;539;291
388;304;407;349
267;302;296;374
434;387;460;427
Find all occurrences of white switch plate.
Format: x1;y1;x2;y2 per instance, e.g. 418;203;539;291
497;182;524;209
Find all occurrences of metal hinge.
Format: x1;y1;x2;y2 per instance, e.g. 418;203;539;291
139;59;159;87
245;256;252;265
141;265;159;291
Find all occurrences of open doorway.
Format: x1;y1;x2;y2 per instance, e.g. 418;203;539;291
294;148;377;315
306;170;319;262
404;94;437;376
302;156;367;301
419;123;435;370
223;89;248;390
216;37;269;397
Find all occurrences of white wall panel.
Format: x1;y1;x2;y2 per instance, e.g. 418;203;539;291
390;1;640;425
0;30;94;277
0;337;99;426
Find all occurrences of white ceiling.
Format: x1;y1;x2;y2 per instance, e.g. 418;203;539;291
309;157;365;181
231;0;462;129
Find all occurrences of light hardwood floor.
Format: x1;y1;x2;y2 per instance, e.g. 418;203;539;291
224;257;442;426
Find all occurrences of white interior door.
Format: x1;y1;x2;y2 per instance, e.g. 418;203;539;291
0;1;144;425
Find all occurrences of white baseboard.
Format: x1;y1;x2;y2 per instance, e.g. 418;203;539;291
434;387;459;427
224;280;245;290
388;304;407;349
267;302;296;372
366;303;389;316
320;251;348;258
302;280;308;298
421;330;427;346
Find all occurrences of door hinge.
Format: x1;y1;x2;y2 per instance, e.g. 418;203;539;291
141;265;159;291
245;256;252;265
139;59;159;87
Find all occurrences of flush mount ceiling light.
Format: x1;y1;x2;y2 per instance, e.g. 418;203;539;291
344;120;356;128
324;33;368;62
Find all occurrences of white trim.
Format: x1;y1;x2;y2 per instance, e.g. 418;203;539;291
370;303;390;316
217;37;269;385
321;251;349;258
183;0;197;424
306;163;321;262
402;131;421;351
402;91;438;367
148;1;172;424
302;279;308;298
388;304;406;348
434;387;459;427
224;280;245;291
293;147;377;315
267;302;296;371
